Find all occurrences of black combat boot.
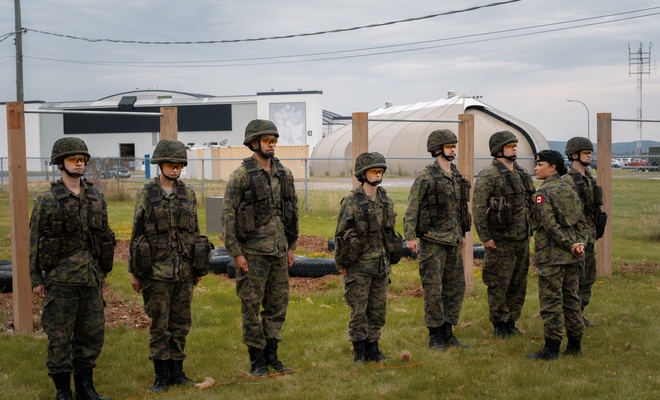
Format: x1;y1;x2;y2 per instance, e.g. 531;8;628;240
247;347;269;376
168;360;195;386
428;327;447;350
365;341;388;362
563;336;582;356
264;340;291;372
73;369;111;400
441;322;469;348
152;360;170;393
493;322;508;339
527;337;561;361
352;340;366;363
505;320;523;336
51;373;73;400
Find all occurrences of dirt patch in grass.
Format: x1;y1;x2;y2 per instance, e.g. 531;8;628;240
617;263;660;275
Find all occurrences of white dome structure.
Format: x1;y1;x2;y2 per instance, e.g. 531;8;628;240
311;94;549;176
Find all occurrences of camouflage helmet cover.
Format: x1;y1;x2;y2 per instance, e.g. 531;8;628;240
565;137;593;156
426;129;458;152
354;152;387;177
489;130;519;157
50;137;90;165
150;140;188;166
243;119;279;146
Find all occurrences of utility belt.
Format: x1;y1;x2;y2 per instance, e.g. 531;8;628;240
131;233;212;279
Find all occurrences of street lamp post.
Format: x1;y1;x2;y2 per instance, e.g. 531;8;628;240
567;99;590;140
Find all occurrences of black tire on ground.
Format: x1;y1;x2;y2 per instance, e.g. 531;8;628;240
0;270;12;293
226;261;236;279
209;255;232;275
0;262;12;272
289;257;338;278
0;259;12;266
210;247;228;257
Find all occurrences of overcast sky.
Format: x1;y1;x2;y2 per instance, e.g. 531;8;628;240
1;0;659;143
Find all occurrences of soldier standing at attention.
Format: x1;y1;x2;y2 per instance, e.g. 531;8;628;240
403;129;472;351
222;119;299;375
562;137;606;327
528;150;588;361
334;152;401;363
472;131;536;338
129;140;211;392
29;137;115;400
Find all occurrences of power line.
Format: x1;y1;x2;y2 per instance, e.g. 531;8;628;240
22;9;660;68
22;1;521;45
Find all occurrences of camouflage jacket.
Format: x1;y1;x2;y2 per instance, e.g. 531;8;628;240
561;168;598;243
128;178;199;281
404;160;463;246
222;155;299;258
29;179;111;288
472;159;534;242
334;185;393;275
533;174;588;267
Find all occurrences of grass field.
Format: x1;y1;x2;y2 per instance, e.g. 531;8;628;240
0;177;659;399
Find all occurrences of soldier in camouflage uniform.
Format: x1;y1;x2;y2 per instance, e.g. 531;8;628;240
222;119;299;376
129;140;211;393
334;152;399;363
29;137;115;400
404;129;471;351
528;150;588;361
472;131;536;338
562;137;603;327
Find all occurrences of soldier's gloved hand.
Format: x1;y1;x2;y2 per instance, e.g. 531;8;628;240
234;255;249;273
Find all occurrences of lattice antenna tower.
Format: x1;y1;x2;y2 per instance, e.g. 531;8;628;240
628;42;652;155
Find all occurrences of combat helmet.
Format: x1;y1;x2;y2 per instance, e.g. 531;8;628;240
50;137;90;165
150;140;188;166
565;137;593;156
243;119;279;146
354;152;387;177
427;129;458;153
489;130;518;157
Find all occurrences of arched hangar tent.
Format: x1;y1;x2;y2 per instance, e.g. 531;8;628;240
311;95;549;177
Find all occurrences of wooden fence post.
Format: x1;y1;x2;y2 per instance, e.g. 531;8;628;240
351;112;369;188
596;113;613;276
7;102;32;333
458;113;475;292
160;107;178;141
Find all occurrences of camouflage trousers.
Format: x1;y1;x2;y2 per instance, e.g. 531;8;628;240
42;284;105;375
142;278;195;361
579;242;597;310
482;238;530;324
236;253;289;349
537;262;584;341
418;239;465;328
343;271;389;342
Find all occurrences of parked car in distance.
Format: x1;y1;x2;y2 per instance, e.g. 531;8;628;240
102;166;131;179
626;158;649;167
611;159;624;168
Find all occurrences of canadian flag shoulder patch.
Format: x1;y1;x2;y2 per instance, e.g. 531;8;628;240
536;195;545;204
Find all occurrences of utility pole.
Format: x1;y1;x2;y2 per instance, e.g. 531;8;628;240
14;0;24;102
628;43;652;155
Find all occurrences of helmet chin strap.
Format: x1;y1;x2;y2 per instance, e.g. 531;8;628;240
496;155;517;162
159;165;180;181
573;153;590;167
60;166;83;179
252;141;274;159
364;178;382;187
441;150;455;162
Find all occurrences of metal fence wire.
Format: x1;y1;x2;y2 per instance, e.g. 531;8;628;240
1;154;658;247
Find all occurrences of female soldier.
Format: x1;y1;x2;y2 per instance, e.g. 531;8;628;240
334;152;400;363
528;150;588;360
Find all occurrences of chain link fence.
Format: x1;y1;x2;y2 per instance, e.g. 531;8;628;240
1;154;658;245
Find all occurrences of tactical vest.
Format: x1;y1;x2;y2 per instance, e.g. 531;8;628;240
417;163;471;235
40;180;114;273
352;188;395;250
239;157;298;243
488;161;536;226
568;169;602;221
143;179;197;262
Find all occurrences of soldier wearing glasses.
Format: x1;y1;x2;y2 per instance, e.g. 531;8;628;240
223;119;299;376
29;137;115;400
